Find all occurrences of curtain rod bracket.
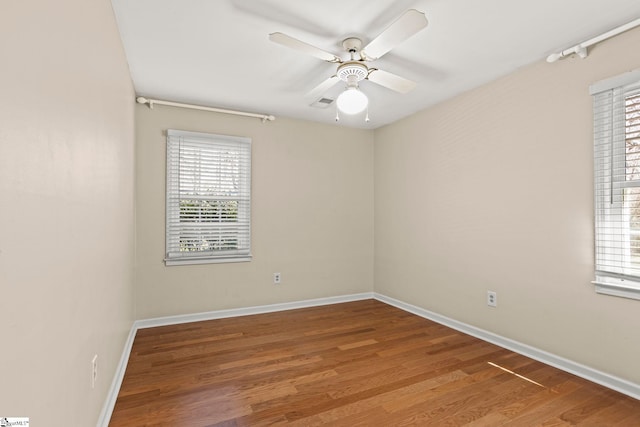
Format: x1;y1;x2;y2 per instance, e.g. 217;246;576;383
547;17;640;63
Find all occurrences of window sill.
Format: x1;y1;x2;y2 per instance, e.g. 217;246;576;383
593;278;640;301
165;255;252;266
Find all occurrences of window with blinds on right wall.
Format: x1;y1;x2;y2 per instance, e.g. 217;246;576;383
591;69;640;300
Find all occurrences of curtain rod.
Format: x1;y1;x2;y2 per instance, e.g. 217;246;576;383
547;17;640;63
136;97;276;122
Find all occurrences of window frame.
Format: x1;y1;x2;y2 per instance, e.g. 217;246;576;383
165;129;252;266
591;69;640;300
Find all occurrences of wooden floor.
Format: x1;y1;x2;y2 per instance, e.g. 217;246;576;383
110;300;640;426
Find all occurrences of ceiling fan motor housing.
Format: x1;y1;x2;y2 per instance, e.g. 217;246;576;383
337;62;368;85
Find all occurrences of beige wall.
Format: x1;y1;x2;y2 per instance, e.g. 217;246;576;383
0;0;135;425
375;27;640;384
135;106;374;318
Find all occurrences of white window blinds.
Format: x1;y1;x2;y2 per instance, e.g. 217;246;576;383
165;129;251;265
591;70;640;299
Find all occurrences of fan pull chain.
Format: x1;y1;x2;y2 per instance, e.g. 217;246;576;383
365;106;370;122
335;106;340;122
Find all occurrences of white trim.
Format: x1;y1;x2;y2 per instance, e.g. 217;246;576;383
96;325;137;427
164;255;252;266
97;292;373;426
594;281;640;300
136;293;374;329
589;68;640;95
373;293;640;400
166;128;252;144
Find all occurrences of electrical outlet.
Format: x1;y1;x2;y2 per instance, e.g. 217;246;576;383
487;291;497;307
273;272;281;284
91;354;98;389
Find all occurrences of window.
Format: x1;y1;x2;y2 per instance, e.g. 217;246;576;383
165;129;251;265
591;70;640;300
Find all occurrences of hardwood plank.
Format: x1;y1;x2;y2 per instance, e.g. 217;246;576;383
337;338;379;350
286;372;467;426
579;397;640;426
109;299;640;426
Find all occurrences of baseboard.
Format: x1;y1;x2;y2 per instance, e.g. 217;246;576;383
96;323;138;427
97;292;373;426
136;292;375;329
374;292;640;400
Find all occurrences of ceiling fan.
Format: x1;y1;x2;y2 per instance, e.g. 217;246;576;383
269;9;428;119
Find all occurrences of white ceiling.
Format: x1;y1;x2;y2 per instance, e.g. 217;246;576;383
111;0;640;129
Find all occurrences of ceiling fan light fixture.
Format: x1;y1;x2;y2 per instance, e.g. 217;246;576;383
336;87;368;115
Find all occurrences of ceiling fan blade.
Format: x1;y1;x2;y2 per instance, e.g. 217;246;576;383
361;9;428;61
307;75;340;100
269;32;342;63
367;69;416;94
